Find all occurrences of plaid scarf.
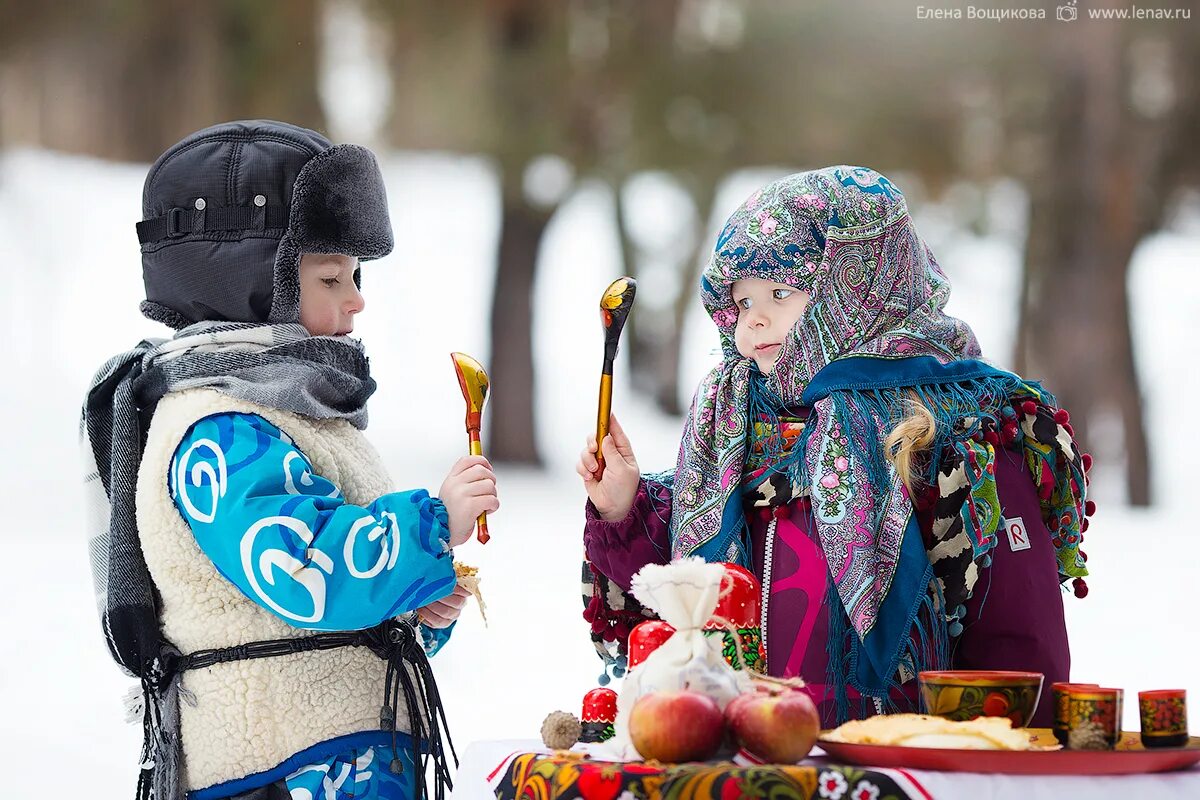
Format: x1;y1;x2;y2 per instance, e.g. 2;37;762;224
81;321;375;799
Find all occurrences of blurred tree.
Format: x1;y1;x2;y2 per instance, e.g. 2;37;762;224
1010;18;1198;506
380;0;585;464
6;0;1194;501
0;0;324;160
380;0;678;458
378;0;975;456
599;3;731;415
607;0;967;414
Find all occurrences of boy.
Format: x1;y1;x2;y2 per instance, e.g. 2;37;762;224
83;120;497;799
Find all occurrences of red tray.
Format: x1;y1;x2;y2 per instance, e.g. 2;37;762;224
816;730;1200;776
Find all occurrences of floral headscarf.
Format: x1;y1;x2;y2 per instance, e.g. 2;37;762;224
669;166;980;642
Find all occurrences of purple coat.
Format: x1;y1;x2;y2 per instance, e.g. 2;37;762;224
584;444;1070;728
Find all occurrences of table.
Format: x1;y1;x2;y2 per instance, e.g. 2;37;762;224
449;739;1200;800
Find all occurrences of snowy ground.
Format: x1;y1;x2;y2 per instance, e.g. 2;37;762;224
1;149;1197;796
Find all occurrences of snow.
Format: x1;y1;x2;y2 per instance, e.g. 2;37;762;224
0;148;1197;796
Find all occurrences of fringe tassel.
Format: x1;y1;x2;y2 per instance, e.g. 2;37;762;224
823;373;1027;492
747;371;811;503
825;582;855;725
136;670;157;800
374;622;457;800
824;583;951;725
129;651;185;800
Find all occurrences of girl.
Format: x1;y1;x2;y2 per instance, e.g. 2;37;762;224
82;121;498;800
579;166;1090;727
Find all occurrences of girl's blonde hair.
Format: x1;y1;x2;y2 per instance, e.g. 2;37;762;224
885;394;936;494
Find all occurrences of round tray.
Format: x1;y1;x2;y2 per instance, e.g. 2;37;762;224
816;730;1200;776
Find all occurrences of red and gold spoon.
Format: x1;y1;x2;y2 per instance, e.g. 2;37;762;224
595;277;637;477
451;352;491;544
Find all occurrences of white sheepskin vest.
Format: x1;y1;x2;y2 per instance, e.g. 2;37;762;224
136;387;404;792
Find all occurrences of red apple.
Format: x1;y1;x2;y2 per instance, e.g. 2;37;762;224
628;691;725;762
722;685;769;722
725;687;820;763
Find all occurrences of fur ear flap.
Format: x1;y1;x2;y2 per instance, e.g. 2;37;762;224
140;300;193;330
268;234;305;324
288;144;393;259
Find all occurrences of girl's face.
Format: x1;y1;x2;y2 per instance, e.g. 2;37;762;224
298;253;364;337
731;278;811;373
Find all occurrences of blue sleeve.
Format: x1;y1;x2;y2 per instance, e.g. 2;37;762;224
417;622;455;657
170;412;457;631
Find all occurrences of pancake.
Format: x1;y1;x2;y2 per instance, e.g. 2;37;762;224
454;561;487;624
823;713;1042;751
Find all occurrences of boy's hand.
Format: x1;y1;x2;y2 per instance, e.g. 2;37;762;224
576;414;640;521
417;584;471;628
438;455;499;547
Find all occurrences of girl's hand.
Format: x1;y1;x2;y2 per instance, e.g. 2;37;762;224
576;414;640;521
438;455;499;547
417;584;471;628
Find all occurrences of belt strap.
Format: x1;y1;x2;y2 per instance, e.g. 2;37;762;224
173;628;376;672
163;620;457;800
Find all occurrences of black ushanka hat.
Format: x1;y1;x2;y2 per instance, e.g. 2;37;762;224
136;119;393;328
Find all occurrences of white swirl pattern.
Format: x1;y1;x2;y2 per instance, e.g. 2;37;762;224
286;746;376;800
236;453;407;622
173;438;227;523
284;451;342;499
240;515;333;624
343;517;391;579
171;417;436;629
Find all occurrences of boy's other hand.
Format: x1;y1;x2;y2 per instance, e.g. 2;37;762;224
438;455;499;547
576;413;640;521
416;584;471;628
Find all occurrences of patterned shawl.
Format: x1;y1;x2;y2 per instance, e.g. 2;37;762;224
669;166;980;654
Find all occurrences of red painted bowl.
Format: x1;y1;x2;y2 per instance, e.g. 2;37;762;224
919;670;1045;728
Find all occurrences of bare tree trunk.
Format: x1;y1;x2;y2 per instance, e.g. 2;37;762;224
1011;217;1036;378
118;2;223;160
610;175;658;394
1017;22;1152;505
0;1;322;162
655;176;718;416
486;184;552;464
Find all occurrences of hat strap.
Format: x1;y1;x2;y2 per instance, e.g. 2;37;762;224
136;203;290;244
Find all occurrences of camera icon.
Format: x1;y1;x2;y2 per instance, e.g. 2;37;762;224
1057;1;1078;21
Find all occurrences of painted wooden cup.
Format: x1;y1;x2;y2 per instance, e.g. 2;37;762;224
580;687;619;743
626;620;677;672
1066;687;1123;750
1139;689;1188;748
918;670;1044;728
1052;682;1100;745
702;563;765;671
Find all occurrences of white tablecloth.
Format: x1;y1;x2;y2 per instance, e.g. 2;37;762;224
449;738;1200;800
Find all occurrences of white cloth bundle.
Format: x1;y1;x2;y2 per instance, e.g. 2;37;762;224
602;558;754;760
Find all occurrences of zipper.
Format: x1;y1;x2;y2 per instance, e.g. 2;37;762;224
760;515;778;672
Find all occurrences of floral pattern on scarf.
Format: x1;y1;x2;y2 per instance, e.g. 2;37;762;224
669;166;982;642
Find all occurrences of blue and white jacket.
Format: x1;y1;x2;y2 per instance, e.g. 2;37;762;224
135;387;457;799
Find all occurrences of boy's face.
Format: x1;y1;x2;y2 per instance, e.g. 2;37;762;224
298;253;364;337
731;278;811;374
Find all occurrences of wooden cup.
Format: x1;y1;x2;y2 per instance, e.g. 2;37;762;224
1066;687;1123;750
1139;689;1188;749
1052;682;1100;745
